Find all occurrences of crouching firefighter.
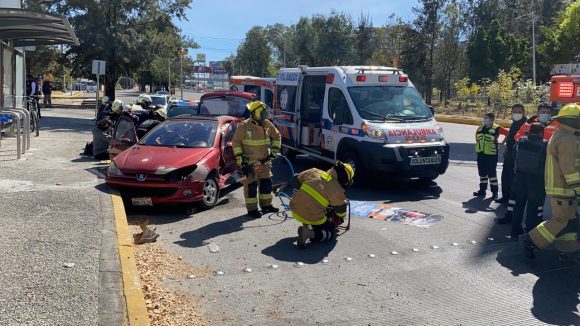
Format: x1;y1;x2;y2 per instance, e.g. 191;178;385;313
290;161;354;248
232;100;282;218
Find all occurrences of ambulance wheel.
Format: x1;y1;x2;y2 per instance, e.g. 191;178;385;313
339;151;366;184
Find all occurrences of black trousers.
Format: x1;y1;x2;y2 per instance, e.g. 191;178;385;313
477;153;498;194
500;150;515;198
512;173;545;234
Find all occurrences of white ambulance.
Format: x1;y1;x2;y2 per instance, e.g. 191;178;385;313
229;76;276;108
274;66;449;181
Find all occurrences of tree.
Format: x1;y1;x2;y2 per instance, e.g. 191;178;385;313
414;0;447;104
32;0;197;99
265;24;297;68
311;11;354;65
556;1;580;62
398;26;427;95
292;17;317;66
235;26;272;76
354;14;375;65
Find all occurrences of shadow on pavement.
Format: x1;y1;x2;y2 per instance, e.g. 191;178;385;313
39;115;93;134
175;214;252;248
496;247;580;325
261;237;337;264
349;179;442;203
462;196;499;214
449;143;505;162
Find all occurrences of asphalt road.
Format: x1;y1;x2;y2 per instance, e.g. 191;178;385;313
120;118;579;325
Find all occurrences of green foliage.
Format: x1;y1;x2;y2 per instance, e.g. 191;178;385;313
487;69;519;114
235;27;272;76
454;77;471;104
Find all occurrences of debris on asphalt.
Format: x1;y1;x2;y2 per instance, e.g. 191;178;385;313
451;242;459;246
505;235;511;239
367;254;376;258
208;243;221;253
469;240;477;244
267;264;279;270
412;248;420;252
391;251;398;255
431;245;439;249
215;270;225;276
344;256;353;262
293;262;305;268
322;258;329;264
131;225;207;325
243;267;253;273
349;201;444;228
487;237;494;241
63;262;75;268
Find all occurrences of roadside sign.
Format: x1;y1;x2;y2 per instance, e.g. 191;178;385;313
92;60;106;75
179;49;188;56
196;53;206;62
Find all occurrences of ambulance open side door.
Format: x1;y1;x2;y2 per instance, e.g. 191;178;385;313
320;80;357;160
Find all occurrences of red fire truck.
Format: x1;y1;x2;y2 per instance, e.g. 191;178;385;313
549;63;580;109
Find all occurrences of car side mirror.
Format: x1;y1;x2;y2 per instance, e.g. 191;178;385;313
428;105;435;115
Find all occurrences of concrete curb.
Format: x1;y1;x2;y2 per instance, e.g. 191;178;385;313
435;115;512;127
111;190;150;326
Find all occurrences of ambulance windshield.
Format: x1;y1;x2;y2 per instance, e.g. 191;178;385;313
348;86;432;121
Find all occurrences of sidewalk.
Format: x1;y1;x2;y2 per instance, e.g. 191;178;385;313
0;105;124;325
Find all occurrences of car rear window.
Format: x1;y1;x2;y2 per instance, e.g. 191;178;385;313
139;120;217;148
198;96;250;117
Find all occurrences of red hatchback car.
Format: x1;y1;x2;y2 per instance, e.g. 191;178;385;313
106;115;241;209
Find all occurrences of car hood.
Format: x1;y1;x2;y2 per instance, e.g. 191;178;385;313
114;145;213;174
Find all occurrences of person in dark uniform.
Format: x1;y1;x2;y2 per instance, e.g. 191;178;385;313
510;123;547;238
496;103;527;204
473;112;508;199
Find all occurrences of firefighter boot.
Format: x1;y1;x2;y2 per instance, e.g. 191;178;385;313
297;225;315;249
247;210;262;219
261;205;280;214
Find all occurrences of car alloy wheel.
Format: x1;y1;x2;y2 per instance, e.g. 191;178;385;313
201;176;219;209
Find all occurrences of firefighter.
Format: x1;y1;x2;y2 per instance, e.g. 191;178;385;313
232;100;282;218
510;123;547;239
473;112;509;199
290;161;354;248
525;103;579;260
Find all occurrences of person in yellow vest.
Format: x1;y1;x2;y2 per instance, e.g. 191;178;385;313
473;112;509;199
290;161;354;248
525;103;579;260
232;100;282;218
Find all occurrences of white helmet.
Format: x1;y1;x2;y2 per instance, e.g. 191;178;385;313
101;96;110;104
111;99;124;113
136;94;152;105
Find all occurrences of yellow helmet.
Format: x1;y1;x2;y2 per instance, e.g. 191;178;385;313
246;100;269;121
335;161;355;188
111;99;124;113
154;107;168;120
556;103;580;118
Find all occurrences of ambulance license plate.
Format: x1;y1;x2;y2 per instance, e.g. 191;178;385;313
131;197;153;206
410;156;441;166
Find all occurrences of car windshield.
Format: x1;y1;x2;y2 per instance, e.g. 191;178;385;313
139;120;217;148
348;86;432;121
198;96;250;117
167;105;196;118
150;96;167;106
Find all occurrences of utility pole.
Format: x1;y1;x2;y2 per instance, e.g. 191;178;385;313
531;12;537;85
283;41;287;68
168;59;171;92
61;44;66;92
179;49;187;98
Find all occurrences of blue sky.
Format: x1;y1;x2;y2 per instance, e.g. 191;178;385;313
174;0;418;62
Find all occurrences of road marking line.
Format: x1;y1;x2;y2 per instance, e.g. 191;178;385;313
111;190;150;326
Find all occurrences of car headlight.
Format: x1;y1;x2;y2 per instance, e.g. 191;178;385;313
361;122;386;140
108;161;123;176
436;125;444;138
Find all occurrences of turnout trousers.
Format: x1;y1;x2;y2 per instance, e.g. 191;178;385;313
529;198;578;252
242;163;274;212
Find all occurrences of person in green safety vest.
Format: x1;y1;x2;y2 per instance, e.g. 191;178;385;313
473;112;509;199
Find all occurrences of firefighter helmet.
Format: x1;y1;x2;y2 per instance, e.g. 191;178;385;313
334;161;355;188
136;94;152;105
246;100;271;122
111;99;124;113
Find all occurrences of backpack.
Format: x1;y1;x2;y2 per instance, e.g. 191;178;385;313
515;138;546;176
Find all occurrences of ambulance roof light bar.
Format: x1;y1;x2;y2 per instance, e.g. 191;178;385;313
355;67;404;75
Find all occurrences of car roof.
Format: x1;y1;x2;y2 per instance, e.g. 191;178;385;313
170;114;239;122
200;91;256;101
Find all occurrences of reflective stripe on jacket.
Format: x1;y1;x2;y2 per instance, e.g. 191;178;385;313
290;168;347;225
545;125;580;199
231;118;281;165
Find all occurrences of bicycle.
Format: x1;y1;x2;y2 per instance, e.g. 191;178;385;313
26;96;40;137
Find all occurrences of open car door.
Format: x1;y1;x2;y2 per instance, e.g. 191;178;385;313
108;116;138;159
218;121;239;186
